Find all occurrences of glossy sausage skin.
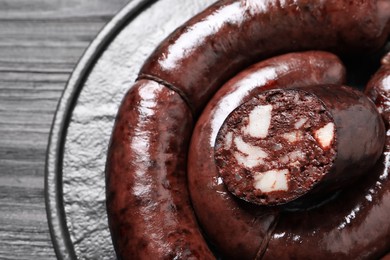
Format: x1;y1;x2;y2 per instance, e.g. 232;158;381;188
214;85;385;206
261;57;390;259
294;85;385;196
106;80;214;259
107;0;390;258
140;0;390;114
188;51;346;259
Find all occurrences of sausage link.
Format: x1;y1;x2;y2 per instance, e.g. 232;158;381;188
106;80;214;259
107;0;390;258
214;85;385;206
261;55;390;259
188;51;346;259
140;0;390;114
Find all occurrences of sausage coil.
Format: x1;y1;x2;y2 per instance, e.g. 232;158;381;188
106;0;390;259
188;51;347;259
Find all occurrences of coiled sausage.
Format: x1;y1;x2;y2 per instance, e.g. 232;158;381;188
188;51;348;259
106;0;390;259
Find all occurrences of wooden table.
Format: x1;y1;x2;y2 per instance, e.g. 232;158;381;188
0;0;129;258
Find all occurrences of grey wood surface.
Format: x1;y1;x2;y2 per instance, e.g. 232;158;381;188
0;0;129;258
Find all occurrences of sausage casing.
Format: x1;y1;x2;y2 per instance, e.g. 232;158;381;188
188;51;346;259
261;55;390;260
106;80;214;259
140;0;390;113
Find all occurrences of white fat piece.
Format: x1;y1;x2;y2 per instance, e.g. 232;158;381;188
234;153;264;168
254;169;289;192
224;132;234;149
282;131;302;143
280;150;306;165
314;122;335;149
242;104;273;138
294;117;308;129
234;136;268;168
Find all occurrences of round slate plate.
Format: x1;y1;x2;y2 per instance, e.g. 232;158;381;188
45;0;390;259
45;0;216;259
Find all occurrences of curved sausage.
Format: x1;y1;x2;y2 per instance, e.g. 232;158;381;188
140;0;390;114
260;55;390;259
106;80;214;259
107;0;390;258
188;51;346;259
214;85;385;206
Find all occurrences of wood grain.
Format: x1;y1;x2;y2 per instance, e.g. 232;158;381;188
0;0;129;258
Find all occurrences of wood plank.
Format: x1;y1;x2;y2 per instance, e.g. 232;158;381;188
0;0;130;258
0;22;106;51
0;160;44;177
0;0;129;20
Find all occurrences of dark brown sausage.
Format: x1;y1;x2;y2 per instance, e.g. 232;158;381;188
140;0;390;114
263;165;390;260
106;79;214;259
107;0;390;258
188;51;346;259
214;85;385;206
261;56;390;259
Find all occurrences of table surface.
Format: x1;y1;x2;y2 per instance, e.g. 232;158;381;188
0;0;129;258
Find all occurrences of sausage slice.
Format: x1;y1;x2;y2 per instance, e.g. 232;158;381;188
215;86;385;205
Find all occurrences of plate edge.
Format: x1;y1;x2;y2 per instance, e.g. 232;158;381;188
44;0;158;259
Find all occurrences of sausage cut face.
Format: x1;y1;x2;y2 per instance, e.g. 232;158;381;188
215;84;385;207
215;88;337;205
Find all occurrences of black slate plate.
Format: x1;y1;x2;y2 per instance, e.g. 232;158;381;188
44;0;390;259
45;0;216;259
